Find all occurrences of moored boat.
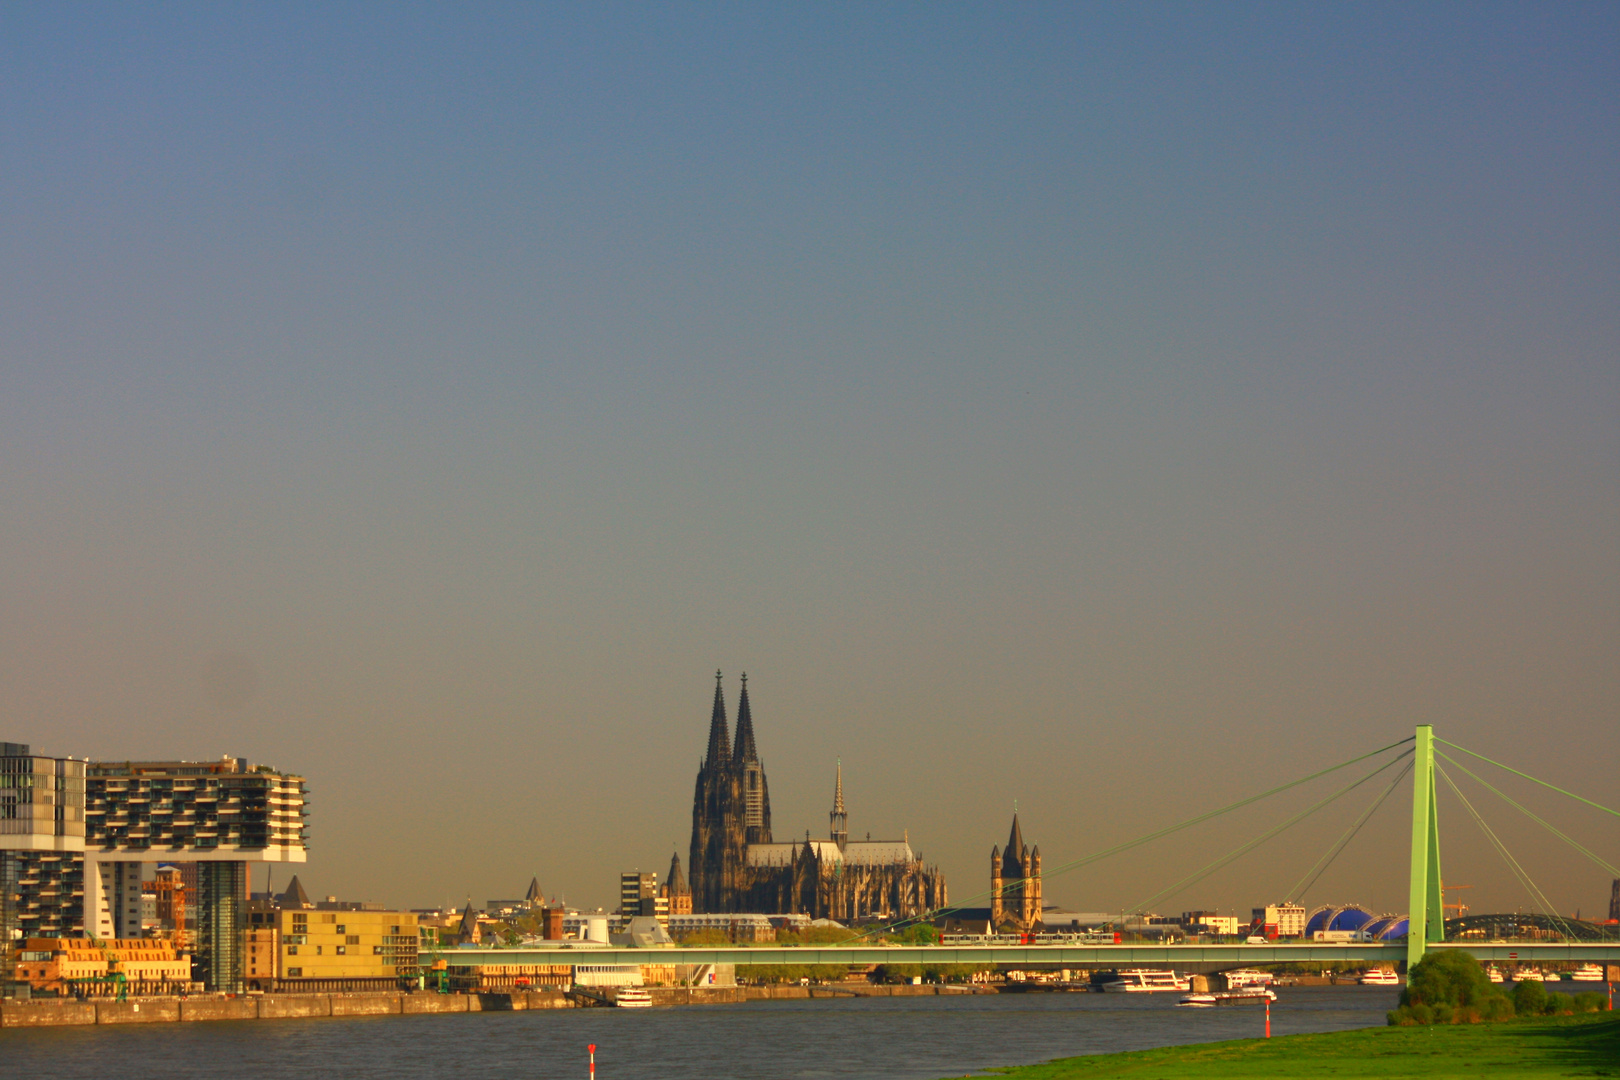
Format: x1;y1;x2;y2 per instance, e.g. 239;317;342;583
1101;969;1191;993
1485;966;1504;984
1514;969;1545;982
1568;964;1603;983
1222;968;1275;988
1179;988;1276;1007
614;988;653;1008
1357;968;1400;985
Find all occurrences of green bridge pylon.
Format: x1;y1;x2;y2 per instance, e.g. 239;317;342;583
1407;724;1444;968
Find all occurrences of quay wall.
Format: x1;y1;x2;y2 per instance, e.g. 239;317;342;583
0;988;585;1030
0;983;986;1030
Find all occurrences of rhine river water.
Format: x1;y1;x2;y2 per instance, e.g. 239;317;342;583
1;986;1400;1079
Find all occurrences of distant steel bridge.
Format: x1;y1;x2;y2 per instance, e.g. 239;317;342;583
442;940;1620;976
450;726;1616;977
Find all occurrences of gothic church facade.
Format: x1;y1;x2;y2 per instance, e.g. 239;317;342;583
687;673;946;921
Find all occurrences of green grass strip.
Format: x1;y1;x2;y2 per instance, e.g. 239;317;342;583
949;1012;1620;1080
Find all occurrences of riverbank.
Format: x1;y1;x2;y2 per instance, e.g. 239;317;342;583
0;980;991;1028
959;1012;1620;1079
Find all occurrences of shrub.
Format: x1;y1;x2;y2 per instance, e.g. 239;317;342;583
1572;991;1607;1014
1389;951;1512;1025
1511;979;1548;1017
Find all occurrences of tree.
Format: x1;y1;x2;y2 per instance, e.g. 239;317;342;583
1389;951;1513;1025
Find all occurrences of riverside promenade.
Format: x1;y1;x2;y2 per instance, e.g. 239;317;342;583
0;982;990;1029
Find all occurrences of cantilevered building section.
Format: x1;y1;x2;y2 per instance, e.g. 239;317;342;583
1;744;88;966
83;756;307;992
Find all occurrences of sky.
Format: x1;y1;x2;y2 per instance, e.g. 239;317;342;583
1;2;1615;919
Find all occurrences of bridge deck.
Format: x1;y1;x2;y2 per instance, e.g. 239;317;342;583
441;942;1620;970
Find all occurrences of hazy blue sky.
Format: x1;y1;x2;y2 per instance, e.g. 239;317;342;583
2;3;1615;918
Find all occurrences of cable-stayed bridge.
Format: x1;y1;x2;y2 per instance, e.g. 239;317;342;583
446;726;1620;976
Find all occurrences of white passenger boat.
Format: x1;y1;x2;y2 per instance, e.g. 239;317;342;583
1485;966;1505;984
1222;968;1275;988
1179;988;1276;1007
1101;969;1191;993
1568;964;1604;983
614;988;653;1008
1514;969;1545;982
1357;969;1400;985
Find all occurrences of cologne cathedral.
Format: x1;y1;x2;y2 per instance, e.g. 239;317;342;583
687;672;947;920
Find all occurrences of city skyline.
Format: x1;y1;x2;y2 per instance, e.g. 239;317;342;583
2;4;1615;918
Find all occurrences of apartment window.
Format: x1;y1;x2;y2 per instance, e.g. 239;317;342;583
346;935;359;945
335;924;346;934
373;945;383;955
287;967;302;977
315;945;322;955
286;946;298;956
335;945;346;955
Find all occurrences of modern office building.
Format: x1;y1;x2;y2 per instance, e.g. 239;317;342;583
243;905;420;992
4;740;308;993
83;755;307;992
619;870;667;920
1;743;88;983
1251;902;1308;939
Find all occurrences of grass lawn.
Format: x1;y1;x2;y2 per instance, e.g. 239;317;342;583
960;1012;1619;1079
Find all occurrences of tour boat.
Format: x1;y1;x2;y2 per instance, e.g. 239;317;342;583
1101;969;1191;993
1179;988;1276;1008
614;988;653;1008
1514;969;1545;982
1222;968;1275;988
1568;964;1604;983
1357;969;1400;985
1485;967;1505;984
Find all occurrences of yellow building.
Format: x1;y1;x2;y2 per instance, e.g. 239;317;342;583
244;908;419;992
14;937;191;995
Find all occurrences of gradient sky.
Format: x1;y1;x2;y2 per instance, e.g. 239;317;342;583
2;3;1615;919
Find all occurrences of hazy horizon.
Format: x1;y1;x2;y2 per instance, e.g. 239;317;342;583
2;3;1615;920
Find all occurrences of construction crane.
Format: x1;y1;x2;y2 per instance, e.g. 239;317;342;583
1442;883;1473;918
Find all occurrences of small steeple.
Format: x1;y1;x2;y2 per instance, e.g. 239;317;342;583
733;672;758;762
524;877;543;906
279;874;311;909
829;758;848;848
666;851;688;896
705;670;731;766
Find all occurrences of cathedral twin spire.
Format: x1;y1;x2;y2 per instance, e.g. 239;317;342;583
704;670;761;767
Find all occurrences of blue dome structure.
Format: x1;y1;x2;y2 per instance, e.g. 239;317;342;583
1328;907;1374;933
1305;904;1377;937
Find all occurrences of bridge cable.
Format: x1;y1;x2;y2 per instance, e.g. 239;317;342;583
883;735;1416;935
1436;739;1619;819
1288;757;1414;905
1119;750;1413;919
1436;764;1576;941
1436;751;1619;878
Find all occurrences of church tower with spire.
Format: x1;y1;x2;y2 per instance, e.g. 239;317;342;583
992;813;1042;932
689;671;748;912
829;759;848;849
734;673;773;845
662;851;693;916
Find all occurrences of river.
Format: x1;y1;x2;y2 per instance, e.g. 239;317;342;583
1;985;1401;1079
